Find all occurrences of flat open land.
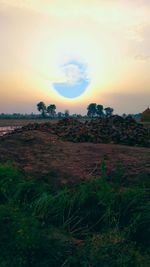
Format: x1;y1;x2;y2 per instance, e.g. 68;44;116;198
0;119;59;127
0;129;149;186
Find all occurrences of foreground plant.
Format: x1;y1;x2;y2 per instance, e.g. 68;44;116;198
0;163;149;266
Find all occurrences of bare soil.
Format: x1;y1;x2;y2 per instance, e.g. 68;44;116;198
0;130;149;186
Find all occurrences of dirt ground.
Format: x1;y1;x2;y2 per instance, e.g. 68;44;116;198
0;130;149;186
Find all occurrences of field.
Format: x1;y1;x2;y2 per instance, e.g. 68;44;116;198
0;118;150;266
0;118;59;127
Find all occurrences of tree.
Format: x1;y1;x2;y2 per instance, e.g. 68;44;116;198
122;113;127;118
47;104;56;118
64;110;69;118
104;107;114;117
37;102;47;117
96;105;104;117
57;112;63;119
87;103;97;117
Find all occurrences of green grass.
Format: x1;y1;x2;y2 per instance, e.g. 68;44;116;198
0;162;149;266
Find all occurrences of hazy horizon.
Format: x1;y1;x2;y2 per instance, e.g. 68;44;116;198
0;0;150;115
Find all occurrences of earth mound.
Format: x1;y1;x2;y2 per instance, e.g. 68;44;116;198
10;116;150;147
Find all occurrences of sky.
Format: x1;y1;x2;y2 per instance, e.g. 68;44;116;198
0;0;150;115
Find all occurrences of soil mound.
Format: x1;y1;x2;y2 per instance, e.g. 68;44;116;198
9;117;150;147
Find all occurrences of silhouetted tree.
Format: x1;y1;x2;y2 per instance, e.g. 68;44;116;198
57;112;63;119
104;107;114;117
122;113;127;118
37;102;47;117
71;114;82;119
47;104;56;118
87;103;97;117
64;110;69;118
96;104;104;117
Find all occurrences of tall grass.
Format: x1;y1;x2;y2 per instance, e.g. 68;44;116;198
0;162;149;266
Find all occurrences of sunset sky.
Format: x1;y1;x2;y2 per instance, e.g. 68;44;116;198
0;0;150;114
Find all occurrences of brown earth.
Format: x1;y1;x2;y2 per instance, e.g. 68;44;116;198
0;130;149;186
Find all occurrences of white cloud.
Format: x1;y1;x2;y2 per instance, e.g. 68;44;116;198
62;61;89;84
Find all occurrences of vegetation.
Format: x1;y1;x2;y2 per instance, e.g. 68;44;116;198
0;113;44;120
0;102;143;120
37;102;47;117
87;103;97;117
36;101;114;119
104;107;114;117
47;104;56;118
0;162;149;266
87;103;114;118
37;102;57;118
96;104;104;117
64;109;70;118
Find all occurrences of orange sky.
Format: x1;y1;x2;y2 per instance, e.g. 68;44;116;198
0;0;150;114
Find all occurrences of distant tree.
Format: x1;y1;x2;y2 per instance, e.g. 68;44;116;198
87;103;97;117
104;107;114;117
72;114;82;119
57;112;63;119
64;110;69;118
76;114;82;119
122;113;127;118
96;104;104;117
37;102;47;117
47;104;56;118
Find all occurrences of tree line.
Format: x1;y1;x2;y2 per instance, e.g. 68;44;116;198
36;101;114;118
37;102;56;118
87;103;113;118
0;102;142;119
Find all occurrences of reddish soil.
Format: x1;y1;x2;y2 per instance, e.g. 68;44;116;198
0;130;150;186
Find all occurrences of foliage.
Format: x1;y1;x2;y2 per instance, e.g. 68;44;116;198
0;113;43;119
47;104;56;118
0;163;149;266
87;103;114;118
87;103;97;117
104;107;114;117
64;110;70;118
96;104;104;117
37;102;47;117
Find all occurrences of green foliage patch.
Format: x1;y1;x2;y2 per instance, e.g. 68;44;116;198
0;163;149;266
